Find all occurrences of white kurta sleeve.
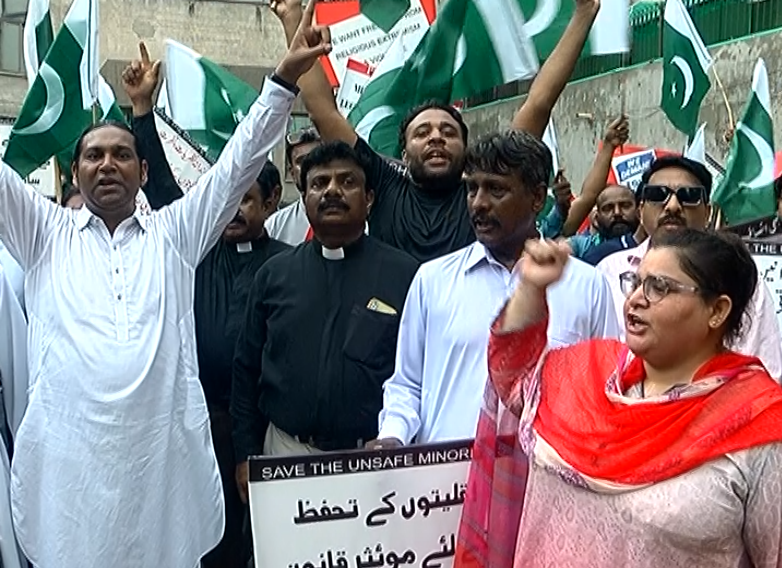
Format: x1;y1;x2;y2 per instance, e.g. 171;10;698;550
377;269;427;444
0;160;60;270
743;443;782;568
0;266;28;568
0;265;28;438
159;78;295;267
735;280;782;382
591;270;623;340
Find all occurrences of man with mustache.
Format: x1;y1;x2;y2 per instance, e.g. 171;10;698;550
1;2;325;560
580;184;645;265
271;0;601;262
565;116;633;260
593;185;639;238
121;43;290;568
598;156;782;378
232;142;418;488
373;130;620;447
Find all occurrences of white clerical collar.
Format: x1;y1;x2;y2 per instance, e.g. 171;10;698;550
321;246;345;260
236;242;252;253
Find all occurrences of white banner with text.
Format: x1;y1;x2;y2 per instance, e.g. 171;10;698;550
746;240;782;332
153;108;212;193
248;440;473;568
324;0;430;87
337;59;376;117
611;148;656;191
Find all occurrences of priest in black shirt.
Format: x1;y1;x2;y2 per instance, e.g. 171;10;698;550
231;141;419;492
271;0;601;262
122;44;290;568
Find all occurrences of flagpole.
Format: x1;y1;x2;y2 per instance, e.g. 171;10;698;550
711;66;734;130
54;159;63;204
87;0;100;124
619;72;626;154
711;66;732;231
713;207;724;230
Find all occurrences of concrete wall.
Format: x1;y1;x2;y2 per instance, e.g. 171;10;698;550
0;74;29;117
462;29;782;192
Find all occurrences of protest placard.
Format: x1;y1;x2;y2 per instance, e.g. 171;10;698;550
611;148;656;191
0;118;58;198
153;108;213;193
315;0;435;87
337;59;376;117
248;440;473;568
745;240;782;329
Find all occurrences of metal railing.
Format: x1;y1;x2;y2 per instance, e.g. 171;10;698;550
465;0;782;108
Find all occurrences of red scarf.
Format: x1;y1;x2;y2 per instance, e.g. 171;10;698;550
455;320;782;568
537;343;782;484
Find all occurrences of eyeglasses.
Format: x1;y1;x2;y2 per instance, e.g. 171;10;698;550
642;184;706;207
619;271;699;303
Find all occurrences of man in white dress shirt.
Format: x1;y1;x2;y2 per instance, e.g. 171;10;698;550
264;128;321;245
0;241;23;308
373;130;622;447
0;5;330;566
0;265;27;568
598;156;782;379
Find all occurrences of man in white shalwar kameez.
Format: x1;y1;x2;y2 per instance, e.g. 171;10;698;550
0;265;28;568
0;5;331;565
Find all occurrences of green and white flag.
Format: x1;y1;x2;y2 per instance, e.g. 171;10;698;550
712;59;776;226
360;0;411;32
683;122;706;165
542;118;560;174
4;0;124;178
161;39;259;161
23;0;54;85
520;0;629;58
660;0;712;138
348;0;539;158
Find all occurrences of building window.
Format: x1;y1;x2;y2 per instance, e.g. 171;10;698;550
0;0;27;75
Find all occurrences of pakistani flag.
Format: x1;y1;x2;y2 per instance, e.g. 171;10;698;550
712;59;777;226
162;39;259;161
520;0;629;58
23;0;54;85
660;0;712;138
4;0;124;178
542;118;560;175
683;122;706;165
360;0;410;32
348;0;539;158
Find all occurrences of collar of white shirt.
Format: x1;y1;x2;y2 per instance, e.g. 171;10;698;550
626;238;649;268
463;241;513;274
75;204;150;233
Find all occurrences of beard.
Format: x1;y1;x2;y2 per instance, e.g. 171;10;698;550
407;155;465;194
600;218;638;239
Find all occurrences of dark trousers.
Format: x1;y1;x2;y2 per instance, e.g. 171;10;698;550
202;405;251;568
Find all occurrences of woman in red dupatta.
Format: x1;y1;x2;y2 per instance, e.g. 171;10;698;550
455;228;782;568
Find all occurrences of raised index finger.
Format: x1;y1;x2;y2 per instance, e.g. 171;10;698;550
301;0;318;27
139;41;151;65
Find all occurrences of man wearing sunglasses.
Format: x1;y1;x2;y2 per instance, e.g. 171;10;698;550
598;156;782;379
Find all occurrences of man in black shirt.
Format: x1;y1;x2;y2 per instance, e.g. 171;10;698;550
231;141;419;492
122;44;290;568
271;0;601;262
